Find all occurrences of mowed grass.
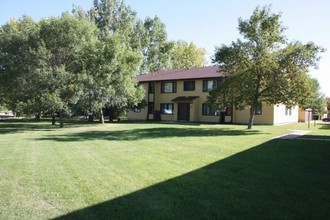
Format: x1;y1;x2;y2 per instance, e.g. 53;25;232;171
0;120;329;219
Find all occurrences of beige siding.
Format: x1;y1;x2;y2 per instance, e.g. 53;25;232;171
128;79;234;123
233;105;274;125
273;104;298;124
127;83;148;120
298;108;307;122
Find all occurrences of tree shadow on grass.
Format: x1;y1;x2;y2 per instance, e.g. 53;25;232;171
36;127;263;142
0;121;56;135
319;124;330;130
52;138;330;220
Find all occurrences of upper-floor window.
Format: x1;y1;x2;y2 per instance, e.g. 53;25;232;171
161;82;177;93
148;82;154;94
203;79;220;92
160;103;174;114
184;80;195;91
202;103;220;116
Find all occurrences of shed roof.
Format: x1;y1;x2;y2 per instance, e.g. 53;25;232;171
137;66;223;82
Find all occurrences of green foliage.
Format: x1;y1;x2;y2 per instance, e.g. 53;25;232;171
0;8;146;126
134;16;175;74
171;40;207;69
300;78;327;116
211;5;324;129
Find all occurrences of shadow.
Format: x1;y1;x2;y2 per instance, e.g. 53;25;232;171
52;138;330;219
0;120;57;135
36;127;262;142
298;135;330;141
319;124;330;130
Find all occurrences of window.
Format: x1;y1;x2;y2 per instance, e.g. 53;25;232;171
184;81;195;91
254;105;262;115
148;102;154;114
160;103;174;114
285;106;292;115
148;82;154;94
133;107;141;113
202;103;220;116
161;82;177;93
203;80;220;92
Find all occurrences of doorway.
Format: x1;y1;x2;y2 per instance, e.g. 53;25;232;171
178;103;190;121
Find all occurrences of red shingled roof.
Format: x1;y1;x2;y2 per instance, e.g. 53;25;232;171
137;66;223;82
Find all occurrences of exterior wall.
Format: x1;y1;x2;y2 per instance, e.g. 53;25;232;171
154;79;223;123
126;83;148;120
127;80;298;125
298;108;306;122
273;104;299;124
233;105;274;125
127;79;223;123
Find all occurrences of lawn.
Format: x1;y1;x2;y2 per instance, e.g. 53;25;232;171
0;120;329;219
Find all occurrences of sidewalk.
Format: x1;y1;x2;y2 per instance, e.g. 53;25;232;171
274;130;311;140
274;130;330;141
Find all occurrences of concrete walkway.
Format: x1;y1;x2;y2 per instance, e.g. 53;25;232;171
274;130;311;140
274;130;330;141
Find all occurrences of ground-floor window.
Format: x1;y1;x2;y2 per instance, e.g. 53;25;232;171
160;103;174;114
133;107;141;113
225;106;232;116
254;105;262;115
285;106;292;115
202;103;220;116
148;102;154;114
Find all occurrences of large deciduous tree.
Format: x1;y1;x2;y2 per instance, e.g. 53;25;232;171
135;16;175;74
171;40;207;69
210;6;324;129
0;14;100;127
78;0;145;123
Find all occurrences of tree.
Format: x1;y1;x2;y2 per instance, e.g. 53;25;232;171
0;14;100;127
133;16;175;74
91;0;175;75
171;40;207;69
300;78;327;118
0;16;43;117
326;97;330;117
210;6;324;129
81;0;145;123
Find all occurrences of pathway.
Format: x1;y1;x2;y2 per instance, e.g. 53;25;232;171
274;130;330;141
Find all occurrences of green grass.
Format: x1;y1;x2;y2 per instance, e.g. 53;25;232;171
0;120;329;219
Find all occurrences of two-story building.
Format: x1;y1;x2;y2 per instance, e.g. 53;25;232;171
127;66;299;125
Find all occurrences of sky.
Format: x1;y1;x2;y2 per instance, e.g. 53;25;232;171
1;0;329;96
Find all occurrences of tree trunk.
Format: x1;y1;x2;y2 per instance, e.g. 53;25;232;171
52;114;56;125
59;111;64;128
247;107;255;129
109;106;114;122
88;114;94;122
35;113;41;121
219;112;226;124
99;108;104;124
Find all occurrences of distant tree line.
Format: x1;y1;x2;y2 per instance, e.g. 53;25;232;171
0;0;207;127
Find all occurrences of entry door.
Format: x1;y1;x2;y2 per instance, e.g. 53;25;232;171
178;103;190;121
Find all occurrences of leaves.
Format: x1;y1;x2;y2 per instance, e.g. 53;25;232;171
210;5;324;129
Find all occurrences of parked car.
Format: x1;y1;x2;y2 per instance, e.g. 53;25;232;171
322;118;330;122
